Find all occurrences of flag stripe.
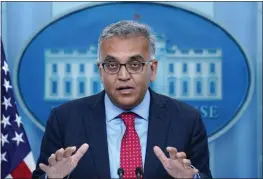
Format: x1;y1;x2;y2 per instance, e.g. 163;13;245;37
6;174;13;179
11;161;32;178
24;152;35;172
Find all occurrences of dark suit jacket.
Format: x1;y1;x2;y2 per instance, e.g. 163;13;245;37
32;89;212;179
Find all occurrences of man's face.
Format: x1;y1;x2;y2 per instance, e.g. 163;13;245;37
99;35;158;110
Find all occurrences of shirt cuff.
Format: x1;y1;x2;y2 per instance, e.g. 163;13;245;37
194;173;201;179
45;174;71;179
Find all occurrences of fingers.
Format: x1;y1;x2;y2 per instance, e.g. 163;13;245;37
182;159;191;169
193;168;199;174
182;159;199;175
64;146;77;158
166;147;177;159
48;153;56;166
177;152;186;164
39;163;48;172
177;152;186;160
47;145;84;166
166;147;186;164
55;148;65;161
72;143;89;163
153;146;168;166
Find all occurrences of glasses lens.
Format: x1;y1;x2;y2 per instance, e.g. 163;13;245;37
104;62;120;73
127;62;143;73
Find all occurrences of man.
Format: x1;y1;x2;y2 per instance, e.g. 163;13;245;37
32;20;212;179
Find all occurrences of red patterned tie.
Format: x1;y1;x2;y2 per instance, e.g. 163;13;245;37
120;112;143;179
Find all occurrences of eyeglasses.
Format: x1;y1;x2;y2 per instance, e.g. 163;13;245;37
98;60;153;74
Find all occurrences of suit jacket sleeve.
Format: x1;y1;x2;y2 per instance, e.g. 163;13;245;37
32;108;64;179
189;111;213;179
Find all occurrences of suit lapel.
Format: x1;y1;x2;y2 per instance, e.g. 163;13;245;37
82;91;111;179
143;89;171;179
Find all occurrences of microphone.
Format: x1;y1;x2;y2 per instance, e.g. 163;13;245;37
135;167;143;179
117;167;124;179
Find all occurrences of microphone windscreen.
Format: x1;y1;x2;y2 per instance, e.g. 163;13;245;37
135;167;143;175
117;167;124;176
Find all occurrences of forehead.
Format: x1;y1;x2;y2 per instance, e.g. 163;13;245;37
100;35;150;60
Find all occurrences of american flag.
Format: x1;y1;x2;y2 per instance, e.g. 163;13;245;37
1;42;36;178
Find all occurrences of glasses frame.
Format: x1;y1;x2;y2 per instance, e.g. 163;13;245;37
98;59;153;74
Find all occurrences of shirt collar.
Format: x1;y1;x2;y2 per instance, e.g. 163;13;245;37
104;89;150;122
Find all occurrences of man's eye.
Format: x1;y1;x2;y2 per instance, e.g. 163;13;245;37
131;63;140;67
129;62;141;67
107;63;118;68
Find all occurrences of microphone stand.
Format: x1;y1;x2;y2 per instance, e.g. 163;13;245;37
135;167;143;179
117;168;124;179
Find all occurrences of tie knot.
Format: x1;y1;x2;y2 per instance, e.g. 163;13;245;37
120;112;135;128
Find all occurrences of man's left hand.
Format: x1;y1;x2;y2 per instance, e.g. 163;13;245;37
153;146;198;179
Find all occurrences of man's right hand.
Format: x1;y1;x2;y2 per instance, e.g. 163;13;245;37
39;143;89;178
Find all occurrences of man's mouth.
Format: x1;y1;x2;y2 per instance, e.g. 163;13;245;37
116;86;134;94
117;86;134;90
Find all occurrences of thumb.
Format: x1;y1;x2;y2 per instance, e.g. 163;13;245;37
39;163;48;172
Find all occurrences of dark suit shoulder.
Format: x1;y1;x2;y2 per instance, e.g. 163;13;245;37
45;91;104;130
54;91;104;113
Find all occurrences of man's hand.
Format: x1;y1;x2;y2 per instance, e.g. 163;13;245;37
154;146;198;179
39;143;89;178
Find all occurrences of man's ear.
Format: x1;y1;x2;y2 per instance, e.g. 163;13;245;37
97;63;103;83
150;59;158;82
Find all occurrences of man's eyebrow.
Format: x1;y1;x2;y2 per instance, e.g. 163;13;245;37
129;55;144;61
103;55;144;62
103;55;117;62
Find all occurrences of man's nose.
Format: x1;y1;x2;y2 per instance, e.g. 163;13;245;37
117;65;131;81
